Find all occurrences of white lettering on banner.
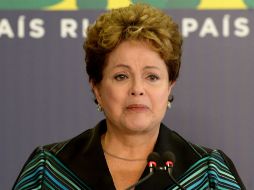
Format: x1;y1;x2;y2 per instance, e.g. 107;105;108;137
182;18;199;37
0;15;251;39
17;15;25;38
234;17;249;37
222;14;230;37
82;19;89;38
29;18;45;38
0;18;15;38
181;14;250;38
199;17;219;37
61;18;78;38
60;18;89;38
0;16;45;39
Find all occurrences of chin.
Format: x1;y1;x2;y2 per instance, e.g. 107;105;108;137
123;119;159;134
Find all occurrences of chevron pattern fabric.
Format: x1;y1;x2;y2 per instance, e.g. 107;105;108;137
13;149;91;190
13;148;241;190
166;150;241;189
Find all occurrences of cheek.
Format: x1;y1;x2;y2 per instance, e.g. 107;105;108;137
151;87;170;107
101;85;125;107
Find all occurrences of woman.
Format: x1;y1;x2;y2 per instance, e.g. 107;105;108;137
13;4;245;190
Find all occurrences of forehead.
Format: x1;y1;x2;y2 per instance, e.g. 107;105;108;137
106;40;165;69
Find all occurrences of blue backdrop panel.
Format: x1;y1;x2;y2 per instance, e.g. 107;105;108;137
0;10;253;189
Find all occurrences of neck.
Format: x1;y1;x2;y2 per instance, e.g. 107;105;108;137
101;122;160;160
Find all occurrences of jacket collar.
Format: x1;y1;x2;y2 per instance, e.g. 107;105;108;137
57;120;203;190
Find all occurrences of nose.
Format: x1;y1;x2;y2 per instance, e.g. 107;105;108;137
130;78;144;96
131;91;144;96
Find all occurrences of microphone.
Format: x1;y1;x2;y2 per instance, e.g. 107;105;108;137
162;151;186;190
125;152;160;190
147;152;160;172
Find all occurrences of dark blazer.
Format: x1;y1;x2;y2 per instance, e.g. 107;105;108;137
13;120;245;190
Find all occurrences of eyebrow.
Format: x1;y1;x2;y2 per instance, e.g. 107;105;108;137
113;64;161;70
113;64;130;69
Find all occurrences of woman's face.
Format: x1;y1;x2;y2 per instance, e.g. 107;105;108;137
92;40;174;134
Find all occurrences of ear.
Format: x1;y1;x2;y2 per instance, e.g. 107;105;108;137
90;81;102;105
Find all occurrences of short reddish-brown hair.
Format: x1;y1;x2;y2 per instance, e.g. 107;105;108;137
84;3;183;85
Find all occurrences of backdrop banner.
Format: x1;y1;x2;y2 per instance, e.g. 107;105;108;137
1;7;254;189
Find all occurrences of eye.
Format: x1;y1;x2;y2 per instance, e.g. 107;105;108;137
114;74;128;81
147;74;160;81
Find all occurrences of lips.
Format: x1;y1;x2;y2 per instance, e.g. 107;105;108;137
126;104;149;111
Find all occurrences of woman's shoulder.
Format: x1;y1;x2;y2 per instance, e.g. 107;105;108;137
12;128;96;190
42;124;99;155
44;120;106;156
169;131;245;189
160;125;245;189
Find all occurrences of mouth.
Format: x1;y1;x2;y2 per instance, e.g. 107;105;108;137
126;104;149;112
